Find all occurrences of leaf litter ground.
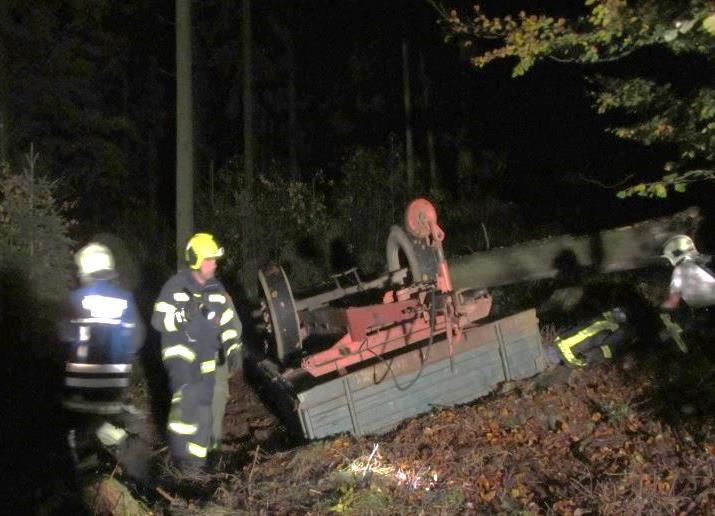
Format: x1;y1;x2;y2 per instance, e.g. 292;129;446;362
159;350;715;515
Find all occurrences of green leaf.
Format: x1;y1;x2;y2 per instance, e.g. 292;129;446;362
654;183;668;198
677;19;696;33
674;183;687;193
703;14;715;36
616;190;627;199
663;29;678;42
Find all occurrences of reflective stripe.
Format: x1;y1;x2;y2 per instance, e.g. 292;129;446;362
65;377;129;388
66;363;132;374
601;345;613;359
226;342;241;357
208;294;226;304
556;320;619;367
220;329;239;343
96;422;128;446
173;292;190;302
82;295;128;319
162;345;196;362
555;338;585;367
168;421;198;435
71;317;122;325
62;399;124;415
200;359;216;374
219;309;235;326
154;301;178;332
187;442;207;458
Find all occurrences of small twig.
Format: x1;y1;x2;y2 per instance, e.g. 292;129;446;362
150;445;169;457
480;222;490;251
578;172;635;189
363;443;380;479
155;486;175;503
248;444;261;500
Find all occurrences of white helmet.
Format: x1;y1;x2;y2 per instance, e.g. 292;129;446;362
661;234;698;266
75;242;115;282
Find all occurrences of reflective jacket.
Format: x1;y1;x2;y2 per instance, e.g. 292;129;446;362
670;257;715;308
554;310;625;367
151;269;242;384
60;280;143;415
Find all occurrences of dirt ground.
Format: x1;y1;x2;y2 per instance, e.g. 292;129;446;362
146;350;715;515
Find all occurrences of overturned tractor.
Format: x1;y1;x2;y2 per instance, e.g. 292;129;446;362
247;199;700;440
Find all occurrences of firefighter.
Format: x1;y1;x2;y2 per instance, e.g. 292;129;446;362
547;308;630;367
151;233;242;474
659;235;714;351
661;235;715;310
60;242;145;473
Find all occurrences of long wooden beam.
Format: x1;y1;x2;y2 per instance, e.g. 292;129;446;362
448;207;702;289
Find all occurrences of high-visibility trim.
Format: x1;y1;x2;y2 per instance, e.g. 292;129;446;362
65;377;130;388
168;421;198;435
71;317;122;325
226;342;241;357
62;399;124;415
155;301;175;313
556;320;619;366
200;359;216;374
96;422;128;446
208;294;226;304
220;329;239;343
173;292;190;302
187;442;207;458
155;301;179;332
162;345;196;362
81;295;128;319
66;363;132;373
555;338;585;367
600;345;612;359
219;309;235;326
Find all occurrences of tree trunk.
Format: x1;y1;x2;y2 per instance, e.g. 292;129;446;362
402;36;414;195
267;16;299;180
448;207;703;289
241;0;257;297
0;0;9;163
242;0;254;187
418;52;437;190
287;31;298;180
175;0;194;266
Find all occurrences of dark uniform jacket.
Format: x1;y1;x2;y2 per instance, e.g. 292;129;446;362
151;269;242;390
60;279;144;415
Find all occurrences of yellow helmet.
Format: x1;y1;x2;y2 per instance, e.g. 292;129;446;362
662;234;697;266
185;233;224;269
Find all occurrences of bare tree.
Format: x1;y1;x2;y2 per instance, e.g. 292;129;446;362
0;0;8;163
176;0;194;266
242;0;254;187
402;34;415;195
241;0;257;295
419;51;438;190
268;16;299;180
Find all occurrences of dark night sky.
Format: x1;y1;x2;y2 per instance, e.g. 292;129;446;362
180;0;710;236
4;0;710;247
